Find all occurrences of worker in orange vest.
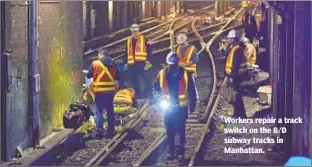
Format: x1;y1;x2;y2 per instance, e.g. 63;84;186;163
114;88;138;115
85;48;119;138
125;24;153;100
153;52;196;162
176;28;199;114
224;29;247;118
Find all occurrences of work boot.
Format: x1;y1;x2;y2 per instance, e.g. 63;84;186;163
167;146;175;160
176;146;185;163
105;130;116;138
167;150;175;160
92;129;104;139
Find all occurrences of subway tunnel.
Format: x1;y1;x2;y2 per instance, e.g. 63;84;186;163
0;1;311;166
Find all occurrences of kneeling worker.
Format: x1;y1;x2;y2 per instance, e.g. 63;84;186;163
153;52;196;161
114;88;138;116
85;48;119;138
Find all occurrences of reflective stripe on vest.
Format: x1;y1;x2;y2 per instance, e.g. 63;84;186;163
88;84;95;101
225;45;247;75
158;69;189;107
177;45;197;73
114;88;135;104
127;35;147;65
92;60;116;92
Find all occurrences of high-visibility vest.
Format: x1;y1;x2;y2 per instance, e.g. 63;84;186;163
127;34;147;65
177;45;197;73
158;68;189;107
114;88;135;105
244;43;257;66
82;83;95;103
225;45;248;75
242;1;248;8
92;60;117;93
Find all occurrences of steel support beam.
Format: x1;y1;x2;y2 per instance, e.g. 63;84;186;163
27;0;40;148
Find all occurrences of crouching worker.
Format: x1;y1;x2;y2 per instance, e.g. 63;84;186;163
114;88;138;116
113;88;138;127
153;52;196;162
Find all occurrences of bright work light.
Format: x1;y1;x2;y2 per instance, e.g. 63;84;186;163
159;100;170;110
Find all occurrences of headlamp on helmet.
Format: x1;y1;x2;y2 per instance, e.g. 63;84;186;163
130;24;140;32
166;51;180;65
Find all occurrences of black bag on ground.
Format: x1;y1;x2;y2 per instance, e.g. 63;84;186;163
63;102;93;129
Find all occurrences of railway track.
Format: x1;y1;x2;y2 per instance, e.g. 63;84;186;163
39;3;259;167
84;4;247;167
191;4;262;166
82;5;219;166
83;4;215;63
131;5;246;167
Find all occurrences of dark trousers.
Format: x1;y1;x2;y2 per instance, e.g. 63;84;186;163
94;93;115;133
187;72;198;113
164;107;188;155
128;63;152;99
118;71;126;89
232;76;247;118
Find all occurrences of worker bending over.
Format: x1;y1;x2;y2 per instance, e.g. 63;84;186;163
85;48;119;138
224;29;247;118
176;28;199;113
125;24;153;100
153;52;196;161
114;88;138;115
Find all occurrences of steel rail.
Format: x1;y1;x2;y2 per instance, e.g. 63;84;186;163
85;101;150;166
188;4;259;166
83;4;215;57
127;4;227;166
83;17;160;46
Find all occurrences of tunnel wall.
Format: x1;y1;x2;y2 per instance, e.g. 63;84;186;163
37;1;83;137
2;1;30;160
1;1;83;161
268;1;311;158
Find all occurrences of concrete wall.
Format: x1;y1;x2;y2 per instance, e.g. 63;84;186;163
1;1;83;161
3;1;30;160
37;1;83;137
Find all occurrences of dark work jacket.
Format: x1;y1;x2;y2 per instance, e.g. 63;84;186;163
243;13;258;38
86;57;119;81
153;66;195;106
225;43;245;79
124;36;152;65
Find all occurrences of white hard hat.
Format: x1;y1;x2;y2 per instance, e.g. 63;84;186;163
242;37;250;43
166;51;180;65
227;29;240;38
176;33;187;44
130;24;140;31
